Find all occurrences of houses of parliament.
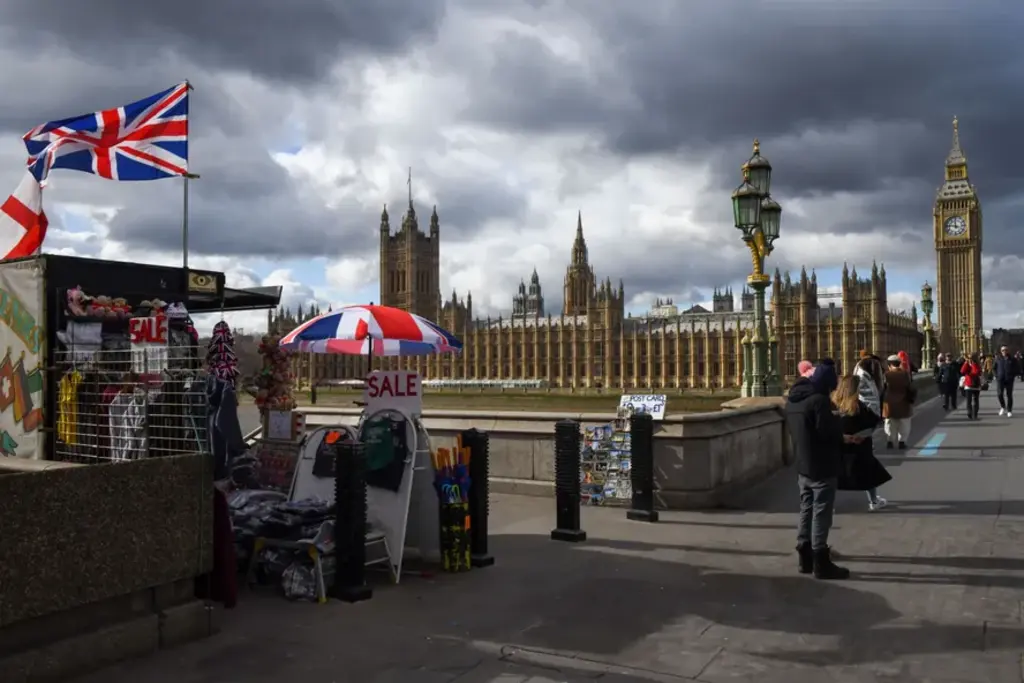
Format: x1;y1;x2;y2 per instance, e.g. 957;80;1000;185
270;202;926;391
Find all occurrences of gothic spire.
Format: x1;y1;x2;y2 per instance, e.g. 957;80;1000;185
571;211;588;265
946;116;966;167
407;166;414;210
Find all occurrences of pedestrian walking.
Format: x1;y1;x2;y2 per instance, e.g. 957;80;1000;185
785;360;849;580
961;353;983;420
883;354;916;449
935;353;960;410
851;360;891;510
994;346;1017;417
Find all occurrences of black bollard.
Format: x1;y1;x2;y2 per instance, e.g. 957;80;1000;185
551;419;587;542
332;441;373;602
627;412;659;522
461;428;495;567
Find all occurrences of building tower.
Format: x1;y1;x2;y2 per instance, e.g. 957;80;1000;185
563;212;597;316
512;268;546;322
933;117;983;354
379;169;441;317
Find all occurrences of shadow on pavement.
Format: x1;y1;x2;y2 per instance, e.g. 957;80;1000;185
73;528;1024;682
843;553;1024;572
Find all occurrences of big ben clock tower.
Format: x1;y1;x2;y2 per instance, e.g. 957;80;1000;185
934;116;982;354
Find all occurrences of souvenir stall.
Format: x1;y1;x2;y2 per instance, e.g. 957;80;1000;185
234;304;468;602
0;253;280;462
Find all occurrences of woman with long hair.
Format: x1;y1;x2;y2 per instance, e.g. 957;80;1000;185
833;375;891;510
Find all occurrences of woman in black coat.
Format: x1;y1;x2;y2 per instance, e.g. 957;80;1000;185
832;374;892;504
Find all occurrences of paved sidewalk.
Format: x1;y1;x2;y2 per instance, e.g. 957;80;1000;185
77;390;1024;682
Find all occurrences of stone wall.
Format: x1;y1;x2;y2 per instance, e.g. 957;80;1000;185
0;454;216;683
303;403;789;509
301;371;939;509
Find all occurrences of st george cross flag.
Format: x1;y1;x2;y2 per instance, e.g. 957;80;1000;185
24;81;189;183
0;171;47;261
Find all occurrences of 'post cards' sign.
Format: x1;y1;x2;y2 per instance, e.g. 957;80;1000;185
363;370;422;416
618;394;667;421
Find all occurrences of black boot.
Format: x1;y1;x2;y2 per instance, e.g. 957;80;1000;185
886;441;893;449
898;441;907;450
813;547;850;580
796;543;813;574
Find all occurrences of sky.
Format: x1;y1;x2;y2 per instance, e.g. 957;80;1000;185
0;0;1022;336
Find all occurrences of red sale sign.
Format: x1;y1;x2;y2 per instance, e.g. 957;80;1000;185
363;370;422;416
129;315;169;374
129;316;168;344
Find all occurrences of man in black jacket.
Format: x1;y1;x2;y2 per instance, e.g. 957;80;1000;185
784;360;849;580
994;346;1018;417
934;353;960;411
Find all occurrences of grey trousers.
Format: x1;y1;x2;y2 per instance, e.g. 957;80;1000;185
797;475;838;550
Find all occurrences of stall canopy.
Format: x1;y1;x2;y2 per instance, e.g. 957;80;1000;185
190;285;282;313
0;254;282;313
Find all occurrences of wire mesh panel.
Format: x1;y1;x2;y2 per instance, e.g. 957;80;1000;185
52;346;209;463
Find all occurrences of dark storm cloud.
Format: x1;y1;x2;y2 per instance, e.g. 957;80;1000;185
429;175;527;240
464;0;1024;252
0;0;446;84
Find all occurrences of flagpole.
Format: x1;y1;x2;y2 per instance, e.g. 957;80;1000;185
183;80;197;270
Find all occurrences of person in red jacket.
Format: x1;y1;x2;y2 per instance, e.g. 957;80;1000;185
961;353;983;420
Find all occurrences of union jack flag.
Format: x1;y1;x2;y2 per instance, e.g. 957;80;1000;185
23;82;189;183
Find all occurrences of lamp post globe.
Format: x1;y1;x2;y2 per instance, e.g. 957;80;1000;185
731;172;762;234
760;196;782;243
743;139;772;196
920;282;933;318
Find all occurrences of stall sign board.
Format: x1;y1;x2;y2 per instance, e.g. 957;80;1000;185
618;394;667;421
265;409;294;441
256;440;301;494
363;370;422;416
0;261;44;459
129;315;169;375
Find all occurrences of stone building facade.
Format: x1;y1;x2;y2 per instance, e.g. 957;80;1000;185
270;202;922;389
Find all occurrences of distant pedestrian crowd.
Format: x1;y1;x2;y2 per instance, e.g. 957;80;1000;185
934;346;1020;419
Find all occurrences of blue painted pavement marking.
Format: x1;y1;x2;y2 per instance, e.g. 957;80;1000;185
918;432;947;457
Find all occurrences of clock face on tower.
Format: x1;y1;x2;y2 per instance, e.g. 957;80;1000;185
944;215;967;237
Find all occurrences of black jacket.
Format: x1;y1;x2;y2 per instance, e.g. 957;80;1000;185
995;356;1019;384
838;402;881;460
935;362;960;391
785;378;844;480
836;401;891;492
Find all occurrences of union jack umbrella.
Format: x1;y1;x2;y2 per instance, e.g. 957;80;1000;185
280;304;462;357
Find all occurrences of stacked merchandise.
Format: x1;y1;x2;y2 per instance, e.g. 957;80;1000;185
254;334;296;413
432;439;471;572
579;420;633;506
226;489;335;600
206;321;239;387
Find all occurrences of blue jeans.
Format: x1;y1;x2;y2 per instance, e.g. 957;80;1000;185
866;488;880;504
797;475;837;550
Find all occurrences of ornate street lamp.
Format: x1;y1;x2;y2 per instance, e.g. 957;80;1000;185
920;282;935;369
732;139;783;397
